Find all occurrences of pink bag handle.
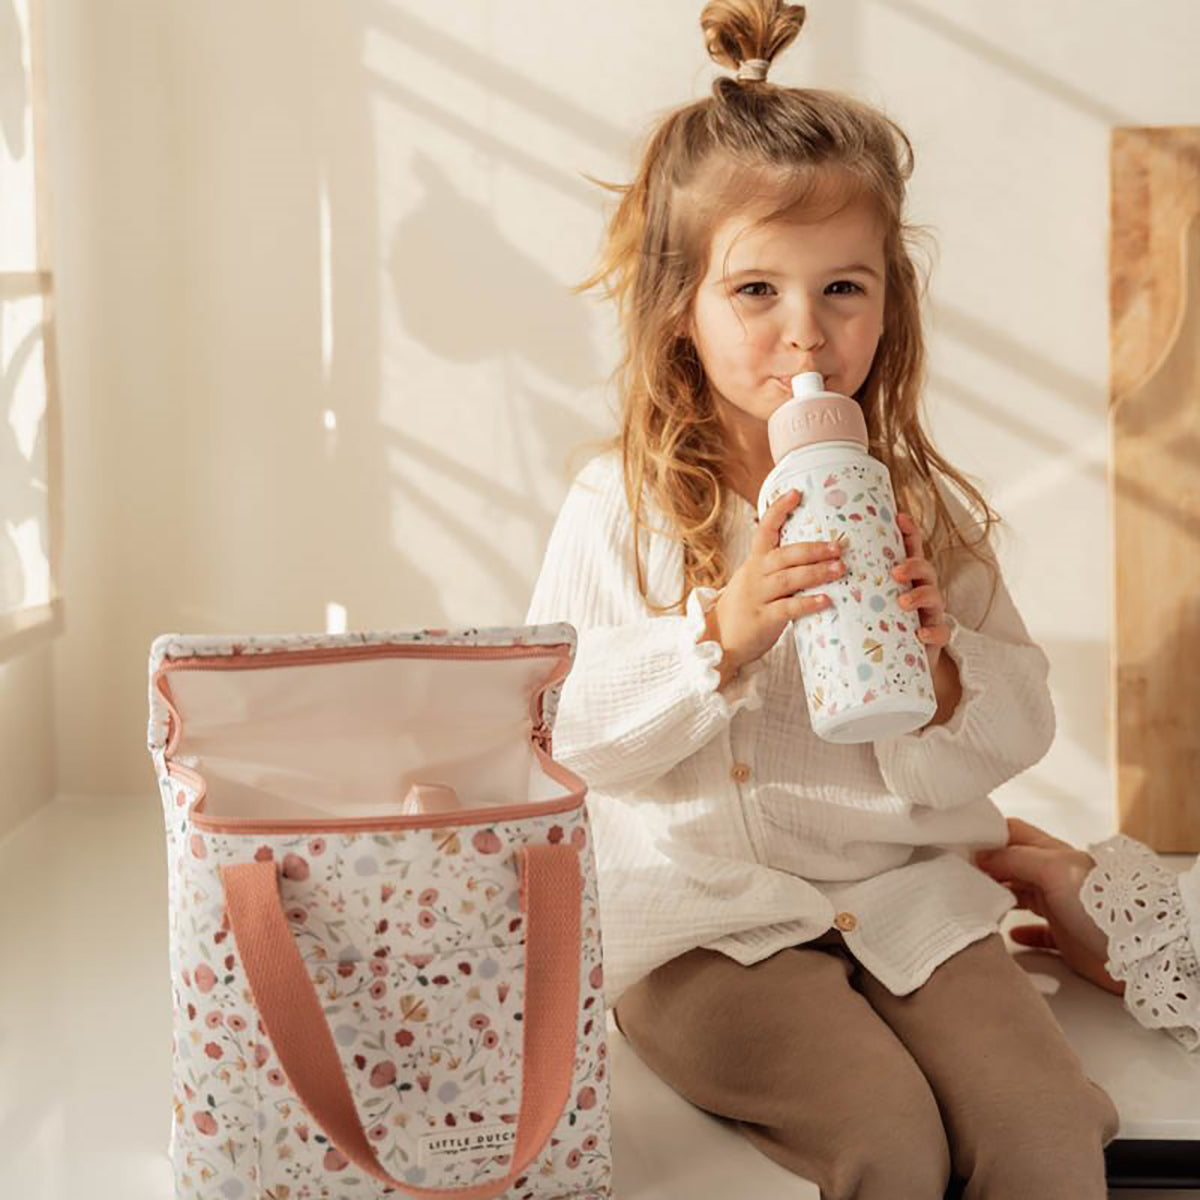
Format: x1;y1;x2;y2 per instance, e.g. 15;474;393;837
221;843;582;1199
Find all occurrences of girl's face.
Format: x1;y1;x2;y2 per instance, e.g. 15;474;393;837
686;196;887;425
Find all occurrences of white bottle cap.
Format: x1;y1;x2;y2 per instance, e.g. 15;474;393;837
791;371;827;400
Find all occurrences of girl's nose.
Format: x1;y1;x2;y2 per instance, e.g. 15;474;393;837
789;327;826;353
786;302;827;352
790;331;826;352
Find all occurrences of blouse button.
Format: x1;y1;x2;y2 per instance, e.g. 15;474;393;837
834;911;858;932
730;761;752;783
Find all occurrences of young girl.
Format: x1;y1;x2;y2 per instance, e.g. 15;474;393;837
526;2;1119;1195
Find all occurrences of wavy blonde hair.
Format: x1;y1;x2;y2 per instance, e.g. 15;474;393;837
573;0;1000;617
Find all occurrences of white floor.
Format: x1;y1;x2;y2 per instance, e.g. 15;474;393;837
0;794;1196;1199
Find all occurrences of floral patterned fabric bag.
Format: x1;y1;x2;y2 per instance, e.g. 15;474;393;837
147;625;612;1200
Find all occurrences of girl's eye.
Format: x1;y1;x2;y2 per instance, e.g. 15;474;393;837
736;281;775;298
734;280;866;298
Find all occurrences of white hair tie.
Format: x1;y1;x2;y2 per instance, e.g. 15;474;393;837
736;58;770;82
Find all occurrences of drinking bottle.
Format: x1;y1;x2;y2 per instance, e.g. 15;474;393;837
757;372;937;742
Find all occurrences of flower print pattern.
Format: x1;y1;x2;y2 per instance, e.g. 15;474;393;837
281;852;310;881
148;625;607;1197
771;460;936;735
472;829;503;855
192;1110;217;1136
149;633;610;1199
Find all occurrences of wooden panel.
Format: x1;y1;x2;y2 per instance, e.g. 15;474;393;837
1110;127;1200;853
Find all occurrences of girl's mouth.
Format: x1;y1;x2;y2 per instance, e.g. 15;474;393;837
774;374;831;389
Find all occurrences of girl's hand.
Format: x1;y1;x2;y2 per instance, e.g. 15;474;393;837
893;512;950;671
711;489;844;675
973;817;1125;996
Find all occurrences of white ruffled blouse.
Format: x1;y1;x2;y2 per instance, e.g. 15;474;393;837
527;451;1200;1051
530;451;1200;1051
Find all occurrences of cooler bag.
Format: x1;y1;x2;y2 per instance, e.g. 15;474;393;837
146;625;612;1200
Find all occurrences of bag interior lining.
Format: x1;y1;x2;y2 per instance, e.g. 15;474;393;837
165;655;571;820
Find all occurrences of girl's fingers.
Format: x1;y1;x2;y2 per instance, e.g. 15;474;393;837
764;558;844;602
897;511;924;559
894;549;949;646
771;592;832;621
764;539;842;576
901;584;945;622
753;490;802;556
916;622;950;647
892;555;935;585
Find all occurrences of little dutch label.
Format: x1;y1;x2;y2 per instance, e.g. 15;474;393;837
417;1124;516;1166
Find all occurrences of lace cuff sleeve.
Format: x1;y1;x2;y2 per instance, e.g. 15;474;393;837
680;585;769;719
1082;834;1200;1051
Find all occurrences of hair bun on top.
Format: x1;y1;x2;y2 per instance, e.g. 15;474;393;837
700;0;807;82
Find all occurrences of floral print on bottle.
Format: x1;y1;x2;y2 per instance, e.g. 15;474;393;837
768;461;936;738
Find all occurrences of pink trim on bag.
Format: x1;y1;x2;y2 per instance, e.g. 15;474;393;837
157;642;587;834
222;843;582;1199
154;642;570;760
168;757;586;834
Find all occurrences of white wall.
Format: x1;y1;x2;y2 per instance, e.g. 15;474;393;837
24;0;1200;850
0;644;54;837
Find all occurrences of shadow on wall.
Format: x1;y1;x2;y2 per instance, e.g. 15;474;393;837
933;306;1200;541
1113;597;1200;845
0;0;25;155
933;300;1198;803
175;0;599;635
0;0;50;614
166;0;437;635
364;2;624;622
876;5;1186;819
382;149;608;617
1038;635;1108;756
0;326;46;606
389;152;598;384
875;0;1134;126
52;0;628;792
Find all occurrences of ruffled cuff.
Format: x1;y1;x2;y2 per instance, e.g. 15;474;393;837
680;585;767;720
916;613;987;739
1081;834;1200;1052
872;614;1054;809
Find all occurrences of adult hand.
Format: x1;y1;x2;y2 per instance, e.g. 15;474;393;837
974;817;1125;996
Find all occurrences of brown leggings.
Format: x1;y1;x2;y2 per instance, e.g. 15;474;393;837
613;930;1119;1199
